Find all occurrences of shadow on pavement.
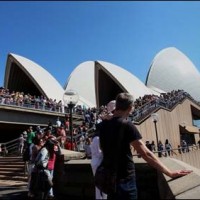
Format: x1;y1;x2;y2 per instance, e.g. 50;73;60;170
0;186;28;200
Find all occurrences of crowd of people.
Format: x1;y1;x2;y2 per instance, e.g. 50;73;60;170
0;86;198;199
2;87;199;162
19;124;62;199
145;138;200;158
12;100;117;199
0;87;64;112
131;89;196;122
145;139;176;157
1;86;197;124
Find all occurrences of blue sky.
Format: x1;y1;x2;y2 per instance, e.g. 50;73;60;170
1;1;200;88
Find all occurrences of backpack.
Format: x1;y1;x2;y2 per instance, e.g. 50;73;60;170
22;146;30;162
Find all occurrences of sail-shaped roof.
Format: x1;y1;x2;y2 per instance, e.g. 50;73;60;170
4;53;64;101
146;47;200;101
65;60;157;107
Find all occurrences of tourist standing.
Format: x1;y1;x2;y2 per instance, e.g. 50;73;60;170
26;126;35;147
28;138;44;198
90;132;107;199
90;100;116;199
98;92;192;199
34;139;61;199
18;134;26;155
165;139;172;156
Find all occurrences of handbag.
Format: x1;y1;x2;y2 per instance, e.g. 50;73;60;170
37;169;53;192
94;119;125;194
30;167;52;192
95;164;117;194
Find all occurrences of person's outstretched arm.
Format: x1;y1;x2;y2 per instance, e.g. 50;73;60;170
131;139;192;178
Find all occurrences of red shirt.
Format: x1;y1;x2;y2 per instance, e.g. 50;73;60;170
47;153;56;170
65;141;75;150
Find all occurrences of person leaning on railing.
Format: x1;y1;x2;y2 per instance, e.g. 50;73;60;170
98;92;193;200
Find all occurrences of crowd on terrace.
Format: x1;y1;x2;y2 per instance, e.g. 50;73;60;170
0;87;64;112
132;89;199;120
0;86;197;120
0;86;199;155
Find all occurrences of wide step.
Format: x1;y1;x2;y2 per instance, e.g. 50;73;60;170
0;156;28;187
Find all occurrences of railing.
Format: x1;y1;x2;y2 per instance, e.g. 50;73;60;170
0;126;96;157
2;132;200;171
0;138;19;156
1;90;198;127
173;145;200;169
0;98;63;113
0;100;85;119
131;91;199;124
133;144;200;169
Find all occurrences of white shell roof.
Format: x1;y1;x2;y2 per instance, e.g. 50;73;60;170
64;61;96;107
6;46;200;109
65;60;157;107
146;47;200;101
6;53;64;101
97;61;155;98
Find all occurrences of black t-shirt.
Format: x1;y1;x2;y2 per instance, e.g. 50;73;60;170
99;117;142;180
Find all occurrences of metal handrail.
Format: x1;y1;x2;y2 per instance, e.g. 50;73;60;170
0;101;84;119
131;92;198;124
0;138;19;156
1;126;95;156
3;137;19;146
132;144;200;157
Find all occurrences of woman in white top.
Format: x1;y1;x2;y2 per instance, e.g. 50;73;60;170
90;133;107;199
90;100;116;199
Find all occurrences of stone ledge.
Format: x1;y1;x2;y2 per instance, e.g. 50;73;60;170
61;149;86;160
158;158;200;199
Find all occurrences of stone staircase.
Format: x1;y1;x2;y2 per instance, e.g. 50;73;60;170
0;156;28;187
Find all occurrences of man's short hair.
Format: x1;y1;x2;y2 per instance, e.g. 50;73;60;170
115;93;134;111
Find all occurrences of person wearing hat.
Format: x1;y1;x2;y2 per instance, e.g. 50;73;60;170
90;100;116;199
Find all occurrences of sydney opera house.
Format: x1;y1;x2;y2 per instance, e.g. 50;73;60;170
2;46;200;149
4;47;200;108
2;47;200;200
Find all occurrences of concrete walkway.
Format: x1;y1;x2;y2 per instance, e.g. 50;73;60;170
0;186;28;200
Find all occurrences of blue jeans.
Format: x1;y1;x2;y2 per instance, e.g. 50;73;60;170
44;169;54;196
108;176;137;200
